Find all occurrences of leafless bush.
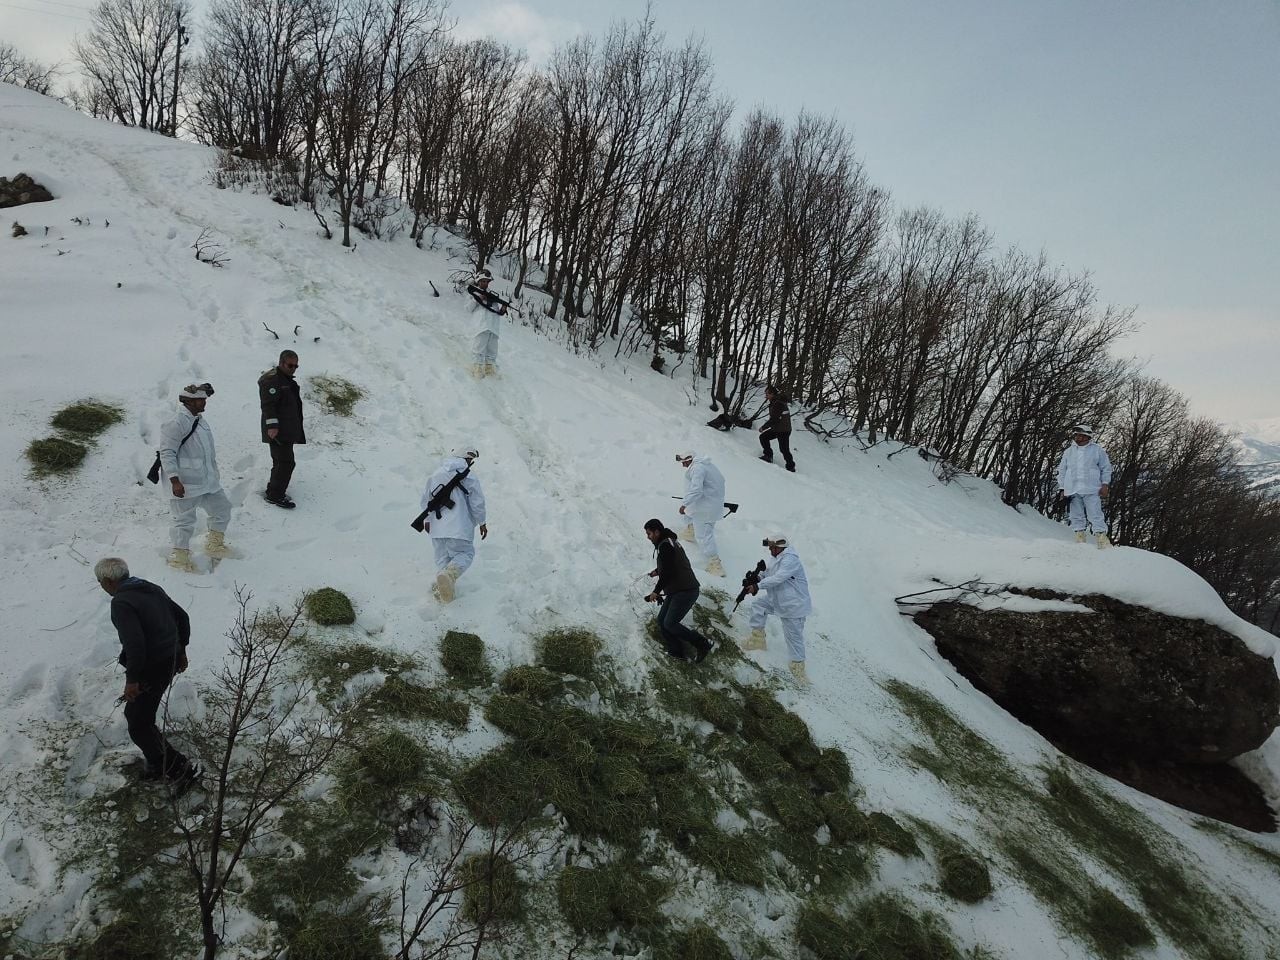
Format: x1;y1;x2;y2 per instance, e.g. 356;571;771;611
192;228;230;268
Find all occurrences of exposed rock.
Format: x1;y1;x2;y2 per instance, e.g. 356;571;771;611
0;173;55;208
914;593;1280;765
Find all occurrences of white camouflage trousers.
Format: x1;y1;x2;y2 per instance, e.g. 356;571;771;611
169;490;232;549
431;536;475;575
472;331;500;366
749;594;807;662
1069;493;1107;535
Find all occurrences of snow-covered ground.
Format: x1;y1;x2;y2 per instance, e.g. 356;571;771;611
2;83;1279;957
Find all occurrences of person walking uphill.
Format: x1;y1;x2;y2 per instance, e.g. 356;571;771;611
675;450;727;577
643;519;713;662
758;385;795;472
94;557;199;786
259;350;305;508
159;383;235;572
468;268;507;378
419;445;488;603
741;534;813;684
1057;423;1113;548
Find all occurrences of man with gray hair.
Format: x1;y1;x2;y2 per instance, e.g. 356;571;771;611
94;558;198;785
417;444;488;603
159;382;234;572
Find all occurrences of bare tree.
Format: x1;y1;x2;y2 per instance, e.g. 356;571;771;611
0;43;61;95
75;0;192;132
168;589;349;960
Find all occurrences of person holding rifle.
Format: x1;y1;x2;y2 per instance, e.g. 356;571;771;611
741;533;812;684
417;444;488;603
643;519;713;663
468;268;508;378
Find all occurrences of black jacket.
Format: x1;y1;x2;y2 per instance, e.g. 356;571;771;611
654;538;699;596
259;367;306;444
764;394;792;434
110;578;190;683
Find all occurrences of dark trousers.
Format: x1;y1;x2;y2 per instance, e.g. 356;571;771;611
267;441;296;498
759;429;794;468
124;663;190;776
657;588;711;659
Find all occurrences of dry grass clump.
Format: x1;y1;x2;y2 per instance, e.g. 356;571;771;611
304;587;356;626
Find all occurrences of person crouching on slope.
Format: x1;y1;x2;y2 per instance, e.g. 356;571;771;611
1056;423;1112;549
419;445;488;603
643;519;713;663
675;449;727;577
741;533;813;684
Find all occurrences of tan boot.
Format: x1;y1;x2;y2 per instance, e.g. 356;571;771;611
742;628;767;651
484;363;498;377
1096;533;1111;549
705;557;725;577
167;547;197;572
470;363;486;379
205;530;234;558
1074;531;1087;543
435;564;462;603
788;660;808;685
679;523;695;542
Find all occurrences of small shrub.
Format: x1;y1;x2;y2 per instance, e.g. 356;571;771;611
819;793;870;845
26;436;88;475
868;812;921;857
556;863;666;935
305;588;356;626
673;923;734;960
938;849;993;903
764;781;824;831
288;909;385;960
687;829;768;887
51;399;124;436
812;747;853;792
537;627;603;677
459;853;525;925
310;374;364;417
693;688;742;732
440;630;492;686
499;665;565;700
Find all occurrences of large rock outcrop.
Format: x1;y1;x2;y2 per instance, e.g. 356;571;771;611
0;173;54;208
914;592;1280;765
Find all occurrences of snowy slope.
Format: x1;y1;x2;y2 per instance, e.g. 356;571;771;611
2;83;1279;957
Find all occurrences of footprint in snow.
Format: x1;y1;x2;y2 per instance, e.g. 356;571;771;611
334;514;362;532
277;538;317;552
231;454;254;472
6;663;46;704
2;836;34;885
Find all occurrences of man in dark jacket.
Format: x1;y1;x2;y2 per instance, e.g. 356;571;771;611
94;557;197;783
643;519;713;662
758;385;795;472
259;349;306;508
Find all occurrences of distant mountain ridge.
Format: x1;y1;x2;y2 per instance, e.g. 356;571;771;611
1231;418;1280;496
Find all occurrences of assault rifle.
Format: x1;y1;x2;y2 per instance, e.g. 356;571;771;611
670;496;739;519
410;465;471;532
467;284;513;315
732;559;768;612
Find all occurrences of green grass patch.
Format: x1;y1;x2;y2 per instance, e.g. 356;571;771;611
51;399;124;437
938;848;993;903
305;587;356;626
556;863;668;935
764;781;824;831
734;740;792;784
768;825;873;898
336;728;429;814
361;675;469;729
819;793;870;845
310;375;364;417
867;812;920;857
26;436;88;475
499;664;566;700
686;829;768;887
692;688;742;732
287;908;385;960
796;894;965;960
459;853;525;925
813;747;853;793
70;914;172;960
536;627;603;677
669;922;734;960
439;630;492;686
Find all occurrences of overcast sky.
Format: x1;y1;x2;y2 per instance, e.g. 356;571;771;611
4;0;1277;424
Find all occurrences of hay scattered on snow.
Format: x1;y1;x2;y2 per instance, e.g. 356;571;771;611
440;629;492;686
305;587;356;626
